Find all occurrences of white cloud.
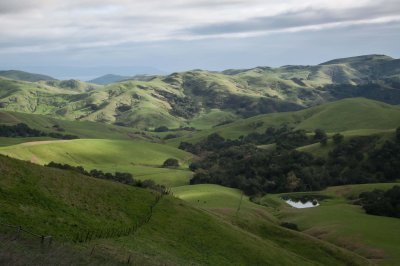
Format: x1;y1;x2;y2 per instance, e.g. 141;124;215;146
0;0;399;53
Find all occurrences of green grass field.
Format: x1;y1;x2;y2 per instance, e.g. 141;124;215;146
257;183;400;265
0;155;369;265
0;139;193;187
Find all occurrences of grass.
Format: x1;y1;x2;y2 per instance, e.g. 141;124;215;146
0;110;154;140
257;183;400;265
0;137;54;147
0;139;193;187
0;155;369;265
168;98;400;145
170;184;369;265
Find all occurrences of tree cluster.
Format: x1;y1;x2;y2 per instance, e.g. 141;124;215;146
0;123;79;139
183;127;400;196
359;186;400;218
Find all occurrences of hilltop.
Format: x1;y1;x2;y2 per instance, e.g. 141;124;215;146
89;74;131;85
0;54;399;130
0;70;56;82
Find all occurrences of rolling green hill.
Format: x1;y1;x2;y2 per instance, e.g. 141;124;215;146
0;139;193;187
0;155;369;265
0;55;399;130
0;70;56;82
0;110;156;141
169;98;400;144
257;183;400;265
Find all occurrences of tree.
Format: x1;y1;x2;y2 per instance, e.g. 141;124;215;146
162;158;180;168
332;133;344;145
314;129;327;141
154;126;169;132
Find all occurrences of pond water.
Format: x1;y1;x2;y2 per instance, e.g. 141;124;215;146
284;198;320;208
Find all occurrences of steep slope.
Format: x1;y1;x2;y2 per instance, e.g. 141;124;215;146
0;70;56;82
0;155;368;265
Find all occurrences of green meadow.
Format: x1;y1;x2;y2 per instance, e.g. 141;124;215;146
0;139;193;187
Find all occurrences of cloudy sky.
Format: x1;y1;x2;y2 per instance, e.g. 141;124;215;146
0;0;399;79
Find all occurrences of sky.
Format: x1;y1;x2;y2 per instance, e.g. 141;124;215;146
0;0;399;80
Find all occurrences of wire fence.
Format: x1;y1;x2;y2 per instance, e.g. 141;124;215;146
0;222;53;247
0;191;163;265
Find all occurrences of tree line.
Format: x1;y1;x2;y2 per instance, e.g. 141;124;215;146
358;185;400;218
45;162;169;194
0;123;79;139
180;126;400;195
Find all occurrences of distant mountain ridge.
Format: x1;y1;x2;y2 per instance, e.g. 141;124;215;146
0;54;399;129
89;74;131;85
0;70;56;82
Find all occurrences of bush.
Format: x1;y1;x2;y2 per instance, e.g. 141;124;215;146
280;222;299;231
154;126;169;132
162;158;179;168
332;133;344;145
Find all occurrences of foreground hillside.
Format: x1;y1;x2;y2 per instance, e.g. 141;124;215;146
0;139;193;187
0;55;399;129
0;155;368;265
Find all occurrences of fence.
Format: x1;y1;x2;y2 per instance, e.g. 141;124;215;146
0;222;53;247
72;192;163;243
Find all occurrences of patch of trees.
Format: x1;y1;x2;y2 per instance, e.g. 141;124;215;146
0;123;79;139
358;186;400;218
183;127;400;195
179;125;326;155
325;81;400;105
156;90;200;119
45;162;169;194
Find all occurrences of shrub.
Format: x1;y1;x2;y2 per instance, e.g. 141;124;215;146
162;158;179;168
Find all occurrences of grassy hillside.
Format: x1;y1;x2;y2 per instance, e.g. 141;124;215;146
0;70;56;82
0;155;368;265
0;110;154;141
169;98;400;145
0;55;399;130
257;183;400;265
0;139;193;187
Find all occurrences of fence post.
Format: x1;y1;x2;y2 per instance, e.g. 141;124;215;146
127;254;131;265
15;225;22;240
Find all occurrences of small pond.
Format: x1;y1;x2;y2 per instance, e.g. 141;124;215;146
282;195;328;209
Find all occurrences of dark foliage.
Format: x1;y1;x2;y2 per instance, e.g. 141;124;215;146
326;81;400;105
45;162;169;194
183;127;400;196
359;186;400;218
179;125;314;155
154;126;169;132
0;123;79;139
162;158;180;168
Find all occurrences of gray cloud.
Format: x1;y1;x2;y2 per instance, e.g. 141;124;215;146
188;3;400;36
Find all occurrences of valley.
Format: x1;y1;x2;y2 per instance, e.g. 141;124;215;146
0;55;399;265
